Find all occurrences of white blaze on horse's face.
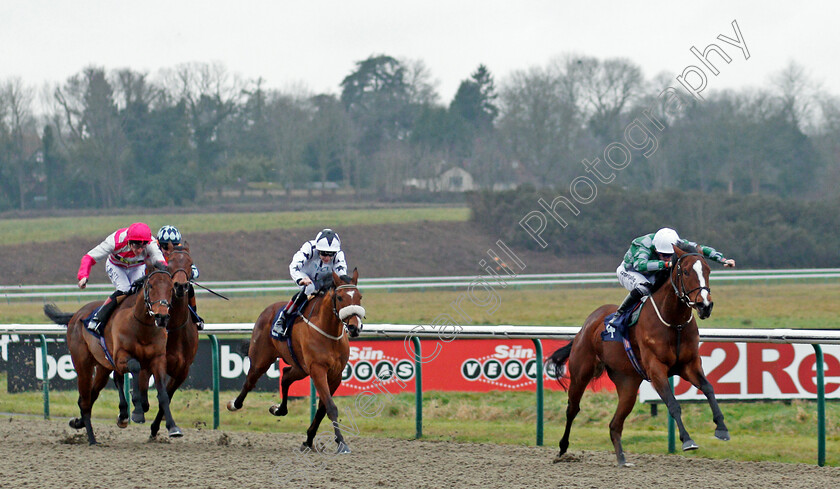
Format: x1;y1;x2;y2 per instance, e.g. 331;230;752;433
692;260;710;306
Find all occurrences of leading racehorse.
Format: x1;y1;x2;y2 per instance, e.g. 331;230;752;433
227;269;364;453
44;263;182;445
548;243;729;466
130;244;200;439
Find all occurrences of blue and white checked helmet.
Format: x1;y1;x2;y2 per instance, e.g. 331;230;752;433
157;225;182;245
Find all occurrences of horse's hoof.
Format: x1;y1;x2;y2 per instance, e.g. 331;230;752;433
69;418;84;430
226;400;240;412
168;427;183;438
715;429;730;441
682;439;699;451
268;404;287;417
336;441;351;454
300;442;312;453
620;462;636;468
116;417;129;429
131;413;145;424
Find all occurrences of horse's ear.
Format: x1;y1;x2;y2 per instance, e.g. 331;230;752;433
332;271;342;287
672;244;685;256
351;267;359;285
181;240;190;252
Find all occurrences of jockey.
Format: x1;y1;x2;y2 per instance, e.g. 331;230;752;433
271;228;349;338
608;227;735;333
77;222;167;335
157;225;204;329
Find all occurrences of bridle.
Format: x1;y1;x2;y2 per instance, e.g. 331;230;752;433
648;252;709;329
333;284;366;332
142;269;172;319
167;249;193;296
300;283;366;341
670;253;710;308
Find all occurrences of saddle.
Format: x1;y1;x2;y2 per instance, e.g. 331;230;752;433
601;296;648;342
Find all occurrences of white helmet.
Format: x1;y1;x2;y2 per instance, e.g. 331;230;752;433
652;227;680;254
315;228;341;253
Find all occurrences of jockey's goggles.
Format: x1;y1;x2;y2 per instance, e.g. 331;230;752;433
319;251;337;257
129;240;149;248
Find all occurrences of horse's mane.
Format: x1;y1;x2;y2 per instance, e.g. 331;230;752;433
674;241;698;254
314;274;354;295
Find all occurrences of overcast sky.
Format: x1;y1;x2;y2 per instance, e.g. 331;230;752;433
2;1;838;103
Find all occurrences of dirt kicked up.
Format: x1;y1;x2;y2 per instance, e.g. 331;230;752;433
1;415;838;489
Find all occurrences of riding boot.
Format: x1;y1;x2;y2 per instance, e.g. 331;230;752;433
607;288;646;330
272;292;306;337
88;291;122;335
188;288;204;330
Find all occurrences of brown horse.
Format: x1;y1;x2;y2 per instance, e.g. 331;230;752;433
130;245;200;439
43;264;181;445
548;243;729;466
227;269;364;453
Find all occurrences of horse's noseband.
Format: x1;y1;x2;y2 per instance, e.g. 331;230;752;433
333;284;365;333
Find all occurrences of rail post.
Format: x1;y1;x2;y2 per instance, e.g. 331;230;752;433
210;335;220;429
310;378;316;422
38;334;49;420
813;344;825;467
533;338;543;446
412;336;422;439
667;376;675;453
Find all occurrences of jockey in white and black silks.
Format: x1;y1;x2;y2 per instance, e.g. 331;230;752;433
156;225;204;329
77;222;167;335
608;227;736;334
272;228;349;337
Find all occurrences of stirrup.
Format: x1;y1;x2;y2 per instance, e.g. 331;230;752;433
272;314;287;336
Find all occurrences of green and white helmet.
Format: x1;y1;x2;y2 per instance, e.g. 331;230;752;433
652;227;680;254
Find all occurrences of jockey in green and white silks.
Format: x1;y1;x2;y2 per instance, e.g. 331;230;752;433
607;227;735;334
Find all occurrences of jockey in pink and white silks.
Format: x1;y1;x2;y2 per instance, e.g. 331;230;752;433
77;222;167;335
271;228;350;338
607;227;736;335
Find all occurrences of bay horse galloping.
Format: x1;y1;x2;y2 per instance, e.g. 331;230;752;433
227;269;364;453
548;243;729;466
131;245;200;438
44;264;182;445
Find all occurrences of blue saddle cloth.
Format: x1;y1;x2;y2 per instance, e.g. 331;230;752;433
601;297;647;342
81;308;102;338
81;306;116;367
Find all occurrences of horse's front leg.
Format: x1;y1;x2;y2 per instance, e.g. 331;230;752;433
679;362;730;441
150;356;182;438
126;359;149;424
305;365;350;454
648;362;698;451
112;371;130;428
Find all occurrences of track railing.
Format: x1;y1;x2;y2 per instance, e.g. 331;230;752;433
3;268;839;300
2;323;839;466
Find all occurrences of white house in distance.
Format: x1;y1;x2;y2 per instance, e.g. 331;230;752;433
404;167;476;192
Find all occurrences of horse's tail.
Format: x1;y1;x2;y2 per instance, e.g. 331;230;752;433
43;303;73;326
548;340;574;390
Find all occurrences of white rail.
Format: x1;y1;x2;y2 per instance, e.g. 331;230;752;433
4;323;840;345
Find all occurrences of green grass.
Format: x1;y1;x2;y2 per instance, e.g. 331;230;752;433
0;207;470;245
7;282;839;329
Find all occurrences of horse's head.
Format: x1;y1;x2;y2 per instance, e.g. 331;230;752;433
331;268;364;338
166;245;193;299
671;244;713;319
143;265;174;328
